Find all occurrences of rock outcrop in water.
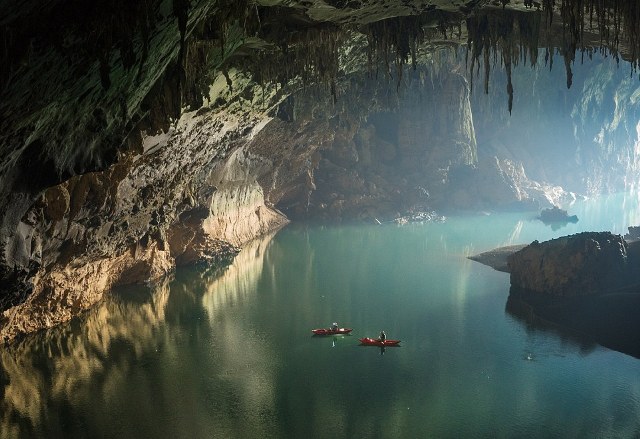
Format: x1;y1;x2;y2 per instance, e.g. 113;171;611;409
538;206;578;224
507;232;637;297
504;232;640;359
471;230;640;358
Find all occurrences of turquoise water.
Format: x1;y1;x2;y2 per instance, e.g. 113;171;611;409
2;193;640;438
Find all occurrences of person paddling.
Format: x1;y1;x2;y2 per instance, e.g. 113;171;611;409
379;330;386;344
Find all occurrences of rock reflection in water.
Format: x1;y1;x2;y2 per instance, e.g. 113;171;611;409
0;277;171;439
198;232;281;438
0;232;280;439
505;291;640;359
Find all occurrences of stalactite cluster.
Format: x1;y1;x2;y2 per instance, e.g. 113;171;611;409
180;1;640;112
362;10;463;88
177;0;256;109
177;3;344;106
466;8;541;114
548;0;640;88
466;0;640;112
551;0;640;68
234;24;344;103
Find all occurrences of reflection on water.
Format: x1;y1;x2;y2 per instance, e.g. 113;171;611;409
506;290;640;359
0;233;280;439
1;193;640;438
0;277;171;439
504;293;601;355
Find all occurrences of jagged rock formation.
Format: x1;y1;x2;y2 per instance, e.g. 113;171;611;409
507;232;639;296
2;0;640;342
0;69;290;343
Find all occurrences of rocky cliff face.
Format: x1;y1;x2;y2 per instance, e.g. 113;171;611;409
287;67;478;222
0;69;291;343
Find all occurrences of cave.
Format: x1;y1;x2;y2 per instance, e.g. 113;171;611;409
2;0;640;437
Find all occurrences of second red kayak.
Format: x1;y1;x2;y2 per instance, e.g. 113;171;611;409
359;337;401;346
312;328;353;335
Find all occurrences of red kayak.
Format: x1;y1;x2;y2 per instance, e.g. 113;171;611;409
359;337;401;346
312;328;353;335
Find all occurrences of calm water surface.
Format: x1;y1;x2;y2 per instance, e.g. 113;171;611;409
2;193;640;438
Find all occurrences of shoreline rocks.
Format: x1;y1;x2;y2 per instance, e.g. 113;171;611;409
467;244;527;272
470;230;640;297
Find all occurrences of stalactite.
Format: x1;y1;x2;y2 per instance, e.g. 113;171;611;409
545;0;640;78
173;0;190;64
234;25;344;102
176;0;257;109
145;0;640;113
466;8;541;111
465;0;640;108
363;10;463;90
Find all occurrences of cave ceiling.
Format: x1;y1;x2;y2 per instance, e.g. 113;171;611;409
0;0;638;266
0;0;638;201
0;2;638;264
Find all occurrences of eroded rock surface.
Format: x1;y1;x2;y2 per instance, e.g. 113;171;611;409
507;232;638;296
0;70;290;343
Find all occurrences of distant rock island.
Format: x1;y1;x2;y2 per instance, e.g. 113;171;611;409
470;229;640;358
538;206;578;229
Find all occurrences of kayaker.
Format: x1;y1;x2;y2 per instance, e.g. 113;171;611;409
331;322;339;331
379;330;386;343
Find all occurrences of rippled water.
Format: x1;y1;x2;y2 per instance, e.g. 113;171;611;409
2;193;640;438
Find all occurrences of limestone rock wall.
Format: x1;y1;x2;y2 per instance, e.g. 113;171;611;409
204;148;289;247
280;67;481;222
0;70;290;343
446;156;578;211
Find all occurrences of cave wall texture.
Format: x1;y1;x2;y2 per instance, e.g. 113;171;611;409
1;0;640;342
